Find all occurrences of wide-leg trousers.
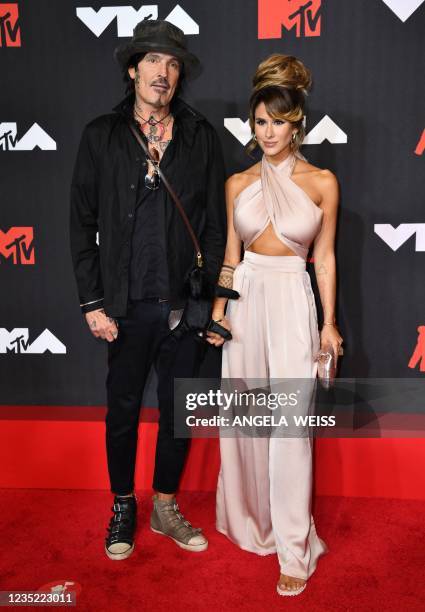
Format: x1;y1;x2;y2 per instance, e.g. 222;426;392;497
216;251;328;580
105;299;205;496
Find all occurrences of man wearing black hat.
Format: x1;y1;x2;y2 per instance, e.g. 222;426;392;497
70;19;226;559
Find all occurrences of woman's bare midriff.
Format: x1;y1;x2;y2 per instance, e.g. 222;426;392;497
246;222;297;256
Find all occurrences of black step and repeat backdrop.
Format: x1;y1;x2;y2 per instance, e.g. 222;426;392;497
1;0;424;405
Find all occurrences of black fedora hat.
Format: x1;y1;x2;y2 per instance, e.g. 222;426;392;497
114;18;202;79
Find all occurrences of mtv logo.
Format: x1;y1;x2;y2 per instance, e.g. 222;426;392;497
0;329;67;354
415;129;425;156
380;0;425;22
0;123;56;151
224;115;347;146
0;3;21;47
374;223;425;251
408;325;425;372
76;4;199;37
0;227;35;264
258;0;321;39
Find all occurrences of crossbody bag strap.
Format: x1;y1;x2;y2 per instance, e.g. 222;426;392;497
127;121;203;268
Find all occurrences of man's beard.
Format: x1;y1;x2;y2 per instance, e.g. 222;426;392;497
149;78;171;108
137;88;170;110
151;95;166;109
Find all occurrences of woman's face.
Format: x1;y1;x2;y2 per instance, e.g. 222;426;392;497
254;102;295;157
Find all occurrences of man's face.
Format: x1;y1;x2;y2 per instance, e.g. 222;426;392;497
128;52;181;109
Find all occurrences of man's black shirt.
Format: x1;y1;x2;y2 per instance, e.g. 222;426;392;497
69;92;226;317
129;178;169;301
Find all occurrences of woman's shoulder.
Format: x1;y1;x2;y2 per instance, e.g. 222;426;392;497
226;163;262;198
294;158;338;192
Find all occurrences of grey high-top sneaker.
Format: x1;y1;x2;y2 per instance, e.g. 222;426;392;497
150;495;208;552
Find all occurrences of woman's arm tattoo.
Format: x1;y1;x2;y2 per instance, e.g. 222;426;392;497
218;265;235;288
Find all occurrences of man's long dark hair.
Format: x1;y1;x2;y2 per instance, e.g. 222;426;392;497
123;52;186;98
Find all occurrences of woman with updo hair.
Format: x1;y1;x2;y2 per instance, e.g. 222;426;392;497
206;54;343;596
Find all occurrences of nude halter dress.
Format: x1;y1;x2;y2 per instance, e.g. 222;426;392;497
233;151;323;258
216;152;328;581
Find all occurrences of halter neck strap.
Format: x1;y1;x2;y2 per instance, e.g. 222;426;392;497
262;152;299;177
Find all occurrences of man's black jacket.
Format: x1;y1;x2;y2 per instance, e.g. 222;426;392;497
69;92;227;317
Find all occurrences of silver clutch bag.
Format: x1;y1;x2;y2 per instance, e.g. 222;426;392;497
314;345;343;389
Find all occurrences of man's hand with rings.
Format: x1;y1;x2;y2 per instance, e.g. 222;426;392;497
85;308;119;342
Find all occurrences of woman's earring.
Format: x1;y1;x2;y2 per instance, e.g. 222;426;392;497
252;133;257;141
291;132;297;143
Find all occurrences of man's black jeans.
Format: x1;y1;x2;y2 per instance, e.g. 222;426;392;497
105;299;205;495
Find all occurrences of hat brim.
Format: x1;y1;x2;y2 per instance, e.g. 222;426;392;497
114;41;202;80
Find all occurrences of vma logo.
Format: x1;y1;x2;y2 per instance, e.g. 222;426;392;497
224;115;346;146
409;325;425;372
380;0;425;23
303;116;347;144
0;3;20;47
0;329;66;354
76;3;199;37
0;227;34;264
374;224;425;252
0;122;56;151
258;0;321;39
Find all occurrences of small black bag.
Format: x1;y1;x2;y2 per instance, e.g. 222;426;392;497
127;121;238;340
183;270;214;329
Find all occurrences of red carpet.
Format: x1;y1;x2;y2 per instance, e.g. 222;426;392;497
1;490;424;611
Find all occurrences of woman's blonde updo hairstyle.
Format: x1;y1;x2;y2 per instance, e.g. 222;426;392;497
248;54;312;154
